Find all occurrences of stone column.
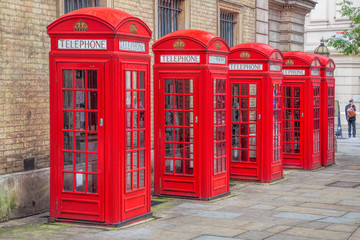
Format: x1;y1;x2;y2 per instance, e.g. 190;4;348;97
256;0;269;44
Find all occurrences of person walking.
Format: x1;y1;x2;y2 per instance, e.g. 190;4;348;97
345;99;356;138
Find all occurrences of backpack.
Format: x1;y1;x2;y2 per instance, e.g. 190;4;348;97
347;106;356;118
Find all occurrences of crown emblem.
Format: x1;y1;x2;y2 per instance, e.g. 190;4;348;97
285;59;294;65
73;19;88;32
216;42;221;50
130;23;138;34
240;51;250;59
275;53;279;60
173;39;185;49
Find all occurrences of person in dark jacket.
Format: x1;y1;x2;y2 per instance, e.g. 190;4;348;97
345;99;356;137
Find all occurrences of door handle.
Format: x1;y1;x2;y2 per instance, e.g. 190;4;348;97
301;113;304;118
195;116;198;123
99;118;103;126
258;114;261;120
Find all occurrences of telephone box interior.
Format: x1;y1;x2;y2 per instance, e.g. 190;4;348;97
282;52;322;170
152;29;230;200
228;42;283;182
317;54;336;167
47;7;152;226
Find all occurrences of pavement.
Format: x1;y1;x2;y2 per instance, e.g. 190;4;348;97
1;137;360;240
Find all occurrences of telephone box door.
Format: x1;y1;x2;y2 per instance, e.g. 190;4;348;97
230;81;262;180
159;73;199;197
283;83;304;168
56;62;105;222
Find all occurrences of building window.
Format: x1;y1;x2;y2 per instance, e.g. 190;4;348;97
64;0;99;14
158;0;183;38
220;11;237;47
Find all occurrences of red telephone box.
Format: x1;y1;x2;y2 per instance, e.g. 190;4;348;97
47;7;152;226
152;30;230;200
228;43;283;182
317;55;336;166
282;52;322;169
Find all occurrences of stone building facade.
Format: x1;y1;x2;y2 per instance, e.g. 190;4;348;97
0;0;256;221
304;0;360;127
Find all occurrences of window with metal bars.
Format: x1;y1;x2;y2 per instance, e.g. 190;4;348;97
220;11;236;48
65;0;98;14
158;0;182;38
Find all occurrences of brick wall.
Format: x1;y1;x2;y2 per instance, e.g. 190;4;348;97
0;0;56;174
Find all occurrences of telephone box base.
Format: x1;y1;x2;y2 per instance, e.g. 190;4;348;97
153;191;231;201
322;162;335;167
230;176;284;183
48;212;153;228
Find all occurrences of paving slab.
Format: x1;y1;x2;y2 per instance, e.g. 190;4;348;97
273;212;325;221
283;227;352;240
324;224;359;233
234;230;274;240
193;235;243;240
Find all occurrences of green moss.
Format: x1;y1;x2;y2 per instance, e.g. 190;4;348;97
208;194;235;203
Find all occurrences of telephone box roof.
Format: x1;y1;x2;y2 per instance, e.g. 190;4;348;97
152;29;230;51
47;7;151;37
314;54;336;68
230;42;282;59
283;51;321;66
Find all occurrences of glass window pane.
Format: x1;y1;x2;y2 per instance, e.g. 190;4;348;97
63;132;73;150
232;97;239;108
63;91;73;109
184;79;192;93
133;171;138;189
240;137;249;148
165;79;173;93
249;84;257;96
241;97;248;108
63;111;73;129
88;112;98;131
127;132;132;150
139;169;145;188
175;128;183;142
175;143;183;158
165;95;173;109
75;111;85;130
75;173;85;192
240;150;248;162
165;127;173;142
87;133;98;152
139;91;145;109
232;150;239;161
232;84;239;95
126;172;132;191
165;111;173;125
174;96;183;109
87;91;98;110
63;152;73;171
87;174;98;193
184;112;193;126
294;87;300;97
249;111;256;122
232;136;239;148
75;70;85;89
87;70;97;89
88;153;98;172
75;91;85;109
75;153;86;171
184;144;191;158
63;173;73;191
126;71;131;89
240;111;249;122
249;151;256;162
241;84;248;96
240;124;248;135
139;71;145;89
126;152;131;170
133;92;138;109
126;92;131;109
126;112;132;130
63;70;73;88
185;160;193;175
175;160;183;174
133;151;138;169
139;130;145;148
165;159;173;173
174;111;183;126
249;98;256;108
174;79;183;93
232;124;239;135
139;111;145;128
133;111;138;129
184;128;193;143
184;96;193;110
133;71;138;89
165;143;173;157
139;150;145;168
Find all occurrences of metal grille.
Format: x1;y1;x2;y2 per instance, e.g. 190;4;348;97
65;0;98;14
220;11;236;48
158;0;182;38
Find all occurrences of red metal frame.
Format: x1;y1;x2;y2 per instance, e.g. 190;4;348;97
282;52;322;170
228;43;283;182
316;55;336;166
153;29;230;200
48;7;152;226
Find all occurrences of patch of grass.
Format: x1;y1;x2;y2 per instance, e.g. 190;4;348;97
209;194;235;203
312;167;325;172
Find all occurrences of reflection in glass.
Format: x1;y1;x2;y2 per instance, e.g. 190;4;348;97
249;124;256;134
184;128;193;143
240;111;248;122
294;87;300;97
75;91;85;109
133;111;138;129
63;132;73;150
165;111;173;125
241;84;248;96
126;112;131;130
175;143;183;158
133;71;137;89
87;70;97;89
63;111;73;129
88;112;98;131
75;132;85;151
75;70;85;88
139;150;145;168
75;112;85;130
175;128;183;142
165;159;173;173
165;143;173;157
126;92;131;109
126;152;131;170
63;70;73;88
233;136;239;148
133;91;138;109
175;160;183;174
126;172;131;191
63;173;73;191
174;96;183;109
88;153;98;172
241;150;248;162
75;153;86;171
249;151;256;162
185;160;193;175
139;91;145;109
165;79;173;93
88;174;98;193
249;84;256;96
184;112;193;126
139;131;145;148
139;111;145;128
133;151;138;169
232;84;239;95
126;132;132;150
184;79;192;93
249;111;256;122
232;150;239;161
126;71;131;89
241;97;248;108
174;111;183;126
232;97;239;108
240;124;248;135
249;98;256;108
133;131;138;149
75;173;85;192
165;127;173;141
140;169;145;188
184;96;193;110
63;152;73;171
232;124;239;135
88;91;98;110
174;79;183;93
165;95;173;109
63;91;73;109
87;133;98;152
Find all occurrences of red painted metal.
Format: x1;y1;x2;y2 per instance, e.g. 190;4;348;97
282;51;322;170
47;7;152;226
152;29;230;200
316;54;336;166
228;43;283;182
